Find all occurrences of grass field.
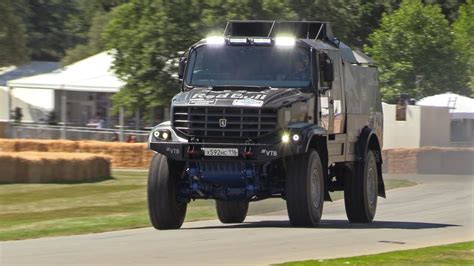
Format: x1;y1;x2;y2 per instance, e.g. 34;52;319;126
0;170;415;241
278;241;474;265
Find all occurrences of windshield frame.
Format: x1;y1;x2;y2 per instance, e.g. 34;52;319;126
183;42;314;90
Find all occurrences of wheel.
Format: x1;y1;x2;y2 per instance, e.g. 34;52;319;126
285;149;325;227
215;200;249;223
148;153;187;230
344;149;378;223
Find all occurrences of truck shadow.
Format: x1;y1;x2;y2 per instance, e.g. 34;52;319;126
185;219;459;230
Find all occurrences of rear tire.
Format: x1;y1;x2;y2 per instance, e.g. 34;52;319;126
216;200;249;223
285;149;325;227
344;150;378;223
148;153;187;230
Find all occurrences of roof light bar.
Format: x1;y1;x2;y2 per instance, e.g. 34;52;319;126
275;36;296;47
206;36;225;45
253;38;272;45
229;38;248;44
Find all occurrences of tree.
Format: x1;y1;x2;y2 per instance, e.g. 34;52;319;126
365;0;469;102
0;0;29;66
21;0;83;61
424;0;467;23
104;0;297;117
452;0;474;95
61;13;111;65
289;0;361;46
61;0;130;65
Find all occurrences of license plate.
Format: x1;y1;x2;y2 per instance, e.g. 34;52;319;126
202;148;239;157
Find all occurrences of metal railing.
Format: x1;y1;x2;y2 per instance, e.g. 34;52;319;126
9;124;150;142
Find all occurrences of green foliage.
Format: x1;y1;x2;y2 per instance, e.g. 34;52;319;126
365;0;469;102
279;241;474;265
21;0;84;61
424;0;467;23
0;0;29;66
452;0;474;95
61;0;129;66
61;13;111;66
104;0;297;116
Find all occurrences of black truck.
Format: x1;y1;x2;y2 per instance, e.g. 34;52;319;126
147;21;385;229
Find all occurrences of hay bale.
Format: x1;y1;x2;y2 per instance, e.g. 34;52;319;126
0;139;19;152
383;148;418;174
46;140;79;152
0;152;111;183
78;141;149;168
15;139;49;152
0;139;152;169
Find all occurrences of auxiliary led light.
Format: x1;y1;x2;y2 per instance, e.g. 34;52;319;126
206;36;225;45
282;133;290;143
275;36;296;47
292;134;300;142
253;38;272;45
229;38;248;44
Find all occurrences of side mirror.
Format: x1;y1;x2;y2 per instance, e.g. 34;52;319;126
178;57;187;80
321;54;334;82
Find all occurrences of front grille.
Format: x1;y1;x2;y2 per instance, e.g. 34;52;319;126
172;106;278;139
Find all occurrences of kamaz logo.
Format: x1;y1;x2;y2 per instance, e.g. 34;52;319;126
261;149;278;156
219;118;227;128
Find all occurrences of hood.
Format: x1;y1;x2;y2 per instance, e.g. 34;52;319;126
172;87;314;109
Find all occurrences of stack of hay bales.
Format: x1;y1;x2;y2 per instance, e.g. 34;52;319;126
382;148;418;174
0;152;110;183
0;139;154;168
78;141;153;168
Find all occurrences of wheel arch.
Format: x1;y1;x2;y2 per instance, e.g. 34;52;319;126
357;127;386;198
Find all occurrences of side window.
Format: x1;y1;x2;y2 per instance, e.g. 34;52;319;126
327;50;344;133
318;52;332;90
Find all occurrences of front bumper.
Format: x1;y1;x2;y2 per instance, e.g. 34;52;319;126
150;141;306;162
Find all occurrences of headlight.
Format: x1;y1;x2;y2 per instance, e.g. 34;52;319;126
292;134;300;142
281;133;290;143
153;129;171;140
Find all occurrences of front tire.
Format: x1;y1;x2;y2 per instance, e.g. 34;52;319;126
216;200;249;223
285;149;325;227
344;150;378;223
148;153;187;230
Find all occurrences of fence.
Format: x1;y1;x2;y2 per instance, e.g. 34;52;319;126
8;124;150;142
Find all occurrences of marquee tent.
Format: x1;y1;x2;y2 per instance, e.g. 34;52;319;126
417;92;474;119
7;51;124;93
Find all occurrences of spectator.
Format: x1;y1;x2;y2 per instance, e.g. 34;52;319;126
126;135;137;143
111;133;119;142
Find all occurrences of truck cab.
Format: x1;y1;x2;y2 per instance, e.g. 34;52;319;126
148;21;385;229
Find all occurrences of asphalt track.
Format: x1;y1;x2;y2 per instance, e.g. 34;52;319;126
1;174;473;265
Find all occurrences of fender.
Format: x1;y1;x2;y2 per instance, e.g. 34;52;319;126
356;127;386;198
285;123;327;153
287;123;332;201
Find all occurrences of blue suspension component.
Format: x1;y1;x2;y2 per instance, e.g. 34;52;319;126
181;161;260;201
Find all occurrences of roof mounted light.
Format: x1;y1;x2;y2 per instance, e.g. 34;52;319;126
229;38;248;44
275;36;295;47
206;36;225;45
253;38;272;45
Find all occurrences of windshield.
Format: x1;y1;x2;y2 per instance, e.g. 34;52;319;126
185;45;311;88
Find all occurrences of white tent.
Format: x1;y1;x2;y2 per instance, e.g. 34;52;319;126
417;92;474;119
7;51;124;93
